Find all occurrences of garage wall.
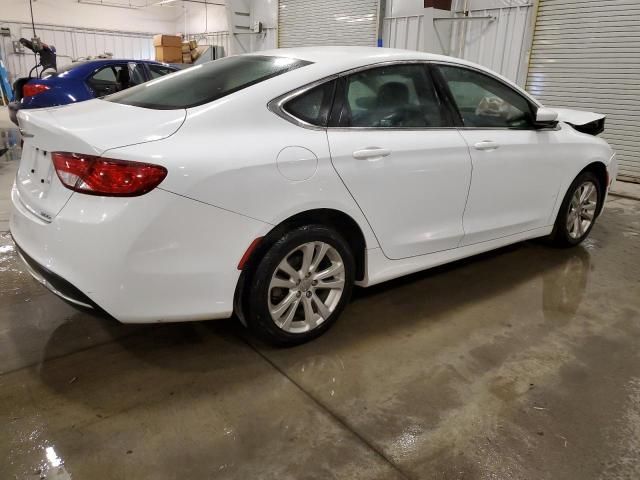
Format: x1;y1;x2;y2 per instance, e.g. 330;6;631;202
173;2;228;37
383;14;425;50
2;0;177;34
0;22;156;83
526;0;640;181
0;0;182;83
225;0;277;55
381;0;533;84
448;0;534;85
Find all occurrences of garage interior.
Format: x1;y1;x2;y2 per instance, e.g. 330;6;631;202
1;0;640;479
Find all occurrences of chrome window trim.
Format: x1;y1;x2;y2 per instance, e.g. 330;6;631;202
267;59;543;132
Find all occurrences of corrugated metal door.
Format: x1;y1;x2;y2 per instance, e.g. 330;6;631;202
278;0;378;48
526;0;640;181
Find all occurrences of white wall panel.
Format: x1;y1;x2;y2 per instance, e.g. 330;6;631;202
278;0;378;47
448;0;533;85
186;32;231;59
2;0;177;33
526;0;640;181
382;15;424;50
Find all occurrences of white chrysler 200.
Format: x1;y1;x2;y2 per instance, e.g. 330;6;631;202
11;47;617;345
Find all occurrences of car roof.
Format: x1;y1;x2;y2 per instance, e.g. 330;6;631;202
250;46;539;106
45;59;174;80
78;58;166;66
253;46;467;71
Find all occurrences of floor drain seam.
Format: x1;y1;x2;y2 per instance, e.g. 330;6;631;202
244;338;414;480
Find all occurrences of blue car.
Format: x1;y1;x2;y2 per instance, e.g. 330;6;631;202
9;59;178;125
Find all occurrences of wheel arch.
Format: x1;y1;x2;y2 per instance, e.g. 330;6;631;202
247;208;367;281
580;161;608;216
233;208;368;324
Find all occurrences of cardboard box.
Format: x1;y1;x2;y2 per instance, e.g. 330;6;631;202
189;40;197;50
153;34;182;47
155;46;182;63
182;53;192;64
181;43;191;53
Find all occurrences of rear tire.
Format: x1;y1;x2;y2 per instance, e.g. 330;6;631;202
245;224;355;347
548;171;602;247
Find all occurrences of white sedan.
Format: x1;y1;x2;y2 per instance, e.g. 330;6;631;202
11;47;617;345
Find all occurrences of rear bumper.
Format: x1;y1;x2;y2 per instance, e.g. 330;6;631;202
15;242;101;310
10;183;271;323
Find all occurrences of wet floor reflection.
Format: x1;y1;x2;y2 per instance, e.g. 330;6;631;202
542;247;590;322
0;127;20;161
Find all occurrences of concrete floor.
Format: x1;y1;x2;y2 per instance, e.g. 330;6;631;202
0;106;14;130
1;134;640;480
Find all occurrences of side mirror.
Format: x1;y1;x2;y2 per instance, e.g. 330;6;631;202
535;107;559;127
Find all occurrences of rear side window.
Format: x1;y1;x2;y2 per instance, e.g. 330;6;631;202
282;81;335;127
106;55;311;109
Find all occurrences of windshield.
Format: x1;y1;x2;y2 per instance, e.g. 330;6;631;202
105;55;311;110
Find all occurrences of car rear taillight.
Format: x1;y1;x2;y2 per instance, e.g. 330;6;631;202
23;83;50;97
52;152;167;197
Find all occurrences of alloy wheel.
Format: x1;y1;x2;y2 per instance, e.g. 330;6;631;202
268;241;345;333
566;180;598;239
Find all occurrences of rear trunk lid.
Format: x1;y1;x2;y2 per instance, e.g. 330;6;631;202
15;100;185;222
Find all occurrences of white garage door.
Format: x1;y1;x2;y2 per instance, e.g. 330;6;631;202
526;0;640;181
278;0;378;48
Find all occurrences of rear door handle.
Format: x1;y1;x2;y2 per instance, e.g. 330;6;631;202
473;140;500;151
352;147;391;160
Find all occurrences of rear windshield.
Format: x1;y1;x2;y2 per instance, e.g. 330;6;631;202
43;61;87;78
105;55;311;109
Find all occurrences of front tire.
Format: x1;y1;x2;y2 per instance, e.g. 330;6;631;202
549;171;602;247
245;225;355;346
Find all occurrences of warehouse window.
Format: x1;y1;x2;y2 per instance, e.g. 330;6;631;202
106;55;311;109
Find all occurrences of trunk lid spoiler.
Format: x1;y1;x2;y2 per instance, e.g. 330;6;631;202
17;99;186;155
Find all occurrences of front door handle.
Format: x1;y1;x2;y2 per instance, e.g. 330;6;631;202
473;140;500;151
352;147;391;160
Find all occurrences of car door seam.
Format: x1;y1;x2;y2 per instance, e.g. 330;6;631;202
323;130;387;256
456;128;475;248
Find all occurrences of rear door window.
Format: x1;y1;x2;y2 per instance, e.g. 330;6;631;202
148;64;177;79
128;62;147;86
87;65;123;97
336;64;450;128
106;55;311;109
